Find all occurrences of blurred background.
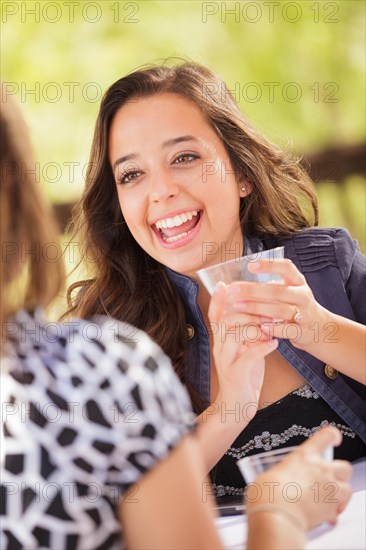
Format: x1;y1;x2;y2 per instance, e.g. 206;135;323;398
1;0;365;311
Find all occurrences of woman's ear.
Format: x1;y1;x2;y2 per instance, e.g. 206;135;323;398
239;181;252;198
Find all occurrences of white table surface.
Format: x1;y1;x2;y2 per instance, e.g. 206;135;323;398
216;460;366;550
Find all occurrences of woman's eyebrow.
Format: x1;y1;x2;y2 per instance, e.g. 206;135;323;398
112;135;199;172
112;153;137;172
162;135;199;148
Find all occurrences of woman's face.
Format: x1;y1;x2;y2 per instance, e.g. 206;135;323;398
109;92;247;278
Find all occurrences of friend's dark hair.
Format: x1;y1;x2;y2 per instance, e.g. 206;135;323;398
66;61;318;411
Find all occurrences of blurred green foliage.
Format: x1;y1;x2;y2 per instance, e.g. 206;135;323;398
1;0;365;252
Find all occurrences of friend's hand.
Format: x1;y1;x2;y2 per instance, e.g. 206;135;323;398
208;282;278;419
246;426;352;530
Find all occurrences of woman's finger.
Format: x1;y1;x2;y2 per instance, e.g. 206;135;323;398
220;311;275;334
208;282;227;324
260;321;303;342
227;280;308;306
216;335;278;378
233;300;300;322
235;338;278;362
247;258;306;286
335;481;352;514
298;425;343;454
330;460;353;482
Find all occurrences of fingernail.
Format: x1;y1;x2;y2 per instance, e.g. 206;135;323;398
260;324;271;332
228;284;241;294
233;302;247;310
214;281;226;294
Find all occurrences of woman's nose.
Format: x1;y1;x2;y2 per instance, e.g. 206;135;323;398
148;170;180;203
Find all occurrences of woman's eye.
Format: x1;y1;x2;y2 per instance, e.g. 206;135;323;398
173;153;199;164
119;171;141;184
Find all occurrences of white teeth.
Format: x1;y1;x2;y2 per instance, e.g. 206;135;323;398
162;230;196;243
154;210;199;230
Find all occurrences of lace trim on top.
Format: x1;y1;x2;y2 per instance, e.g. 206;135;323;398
211;384;364;499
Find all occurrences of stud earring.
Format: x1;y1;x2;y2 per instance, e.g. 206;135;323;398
241;186;246;192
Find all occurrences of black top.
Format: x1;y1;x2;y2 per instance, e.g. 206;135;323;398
211;384;366;501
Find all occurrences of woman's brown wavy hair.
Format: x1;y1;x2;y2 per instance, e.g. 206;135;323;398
1;86;63;337
66;61;318;411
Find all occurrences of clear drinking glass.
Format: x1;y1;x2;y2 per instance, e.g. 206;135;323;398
237;445;334;484
197;247;285;295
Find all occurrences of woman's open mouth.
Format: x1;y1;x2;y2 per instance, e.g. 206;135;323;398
152;209;202;248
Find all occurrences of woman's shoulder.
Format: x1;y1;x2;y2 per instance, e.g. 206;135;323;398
4;310;194;475
71;315;193;411
2;312;194;548
277;227;357;249
5;309;194;422
267;227;363;280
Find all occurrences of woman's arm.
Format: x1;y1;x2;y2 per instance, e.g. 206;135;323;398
195;338;279;472
120;435;223;550
247;510;305;550
246;426;352;549
295;308;366;384
194;257;365;474
121;427;351;550
229;259;366;384
195;282;279;472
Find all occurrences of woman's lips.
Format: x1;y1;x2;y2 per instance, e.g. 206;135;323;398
158;212;200;239
152;211;203;249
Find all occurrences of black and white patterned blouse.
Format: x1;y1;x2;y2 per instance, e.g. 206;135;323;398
1;309;195;549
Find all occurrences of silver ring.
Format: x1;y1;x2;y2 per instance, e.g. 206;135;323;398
292;307;303;324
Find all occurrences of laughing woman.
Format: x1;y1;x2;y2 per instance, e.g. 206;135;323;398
67;61;366;501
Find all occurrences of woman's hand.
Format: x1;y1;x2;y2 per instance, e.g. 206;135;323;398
208;282;278;419
228;258;333;352
246;426;352;531
196;283;278;473
226;258;366;384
